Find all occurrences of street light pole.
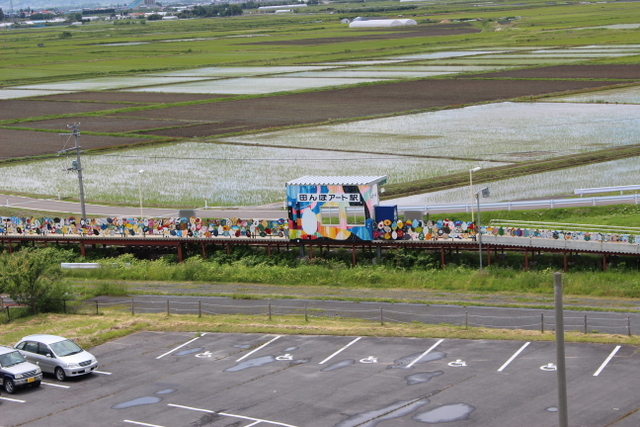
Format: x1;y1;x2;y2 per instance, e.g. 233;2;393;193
469;167;481;224
137;170;144;218
477;186;490;270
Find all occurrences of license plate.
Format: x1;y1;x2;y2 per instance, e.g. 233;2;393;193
27;377;35;383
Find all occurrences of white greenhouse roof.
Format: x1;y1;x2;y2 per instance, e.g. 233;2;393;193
286;176;387;186
349;19;417;28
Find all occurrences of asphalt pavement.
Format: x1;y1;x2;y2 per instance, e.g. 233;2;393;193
1;193;287;219
3;331;639;426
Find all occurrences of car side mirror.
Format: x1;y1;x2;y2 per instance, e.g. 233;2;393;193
46;353;53;358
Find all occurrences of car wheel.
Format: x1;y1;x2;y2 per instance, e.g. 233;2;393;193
33;380;41;388
55;367;66;382
4;378;15;394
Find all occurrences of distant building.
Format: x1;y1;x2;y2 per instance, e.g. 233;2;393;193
126;0;158;9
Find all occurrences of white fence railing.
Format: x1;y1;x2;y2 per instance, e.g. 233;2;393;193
397;193;640;215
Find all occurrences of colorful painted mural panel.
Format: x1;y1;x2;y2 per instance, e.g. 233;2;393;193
286;176;386;241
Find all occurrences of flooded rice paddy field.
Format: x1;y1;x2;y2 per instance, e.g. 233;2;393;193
0;142;496;206
2;45;640;206
125;76;387;95
14;76;213;92
388;156;640;206
545;86;640;104
220;102;640;162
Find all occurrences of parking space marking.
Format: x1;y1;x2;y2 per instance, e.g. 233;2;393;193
497;342;531;372
156;334;206;359
42;381;70;389
236;335;281;362
406;339;444;368
168;403;299;427
94;370;112;375
0;396;26;403
593;345;621;377
124;420;165;427
319;337;362;365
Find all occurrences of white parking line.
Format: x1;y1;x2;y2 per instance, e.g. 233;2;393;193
42;381;70;389
94;370;112;375
0;396;26;403
236;336;281;362
124;420;165;427
168;403;299;427
497;342;531;372
318;337;362;365
156;334;206;359
593;345;621;377
406;339;444;369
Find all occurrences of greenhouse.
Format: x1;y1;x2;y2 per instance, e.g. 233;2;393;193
349;19;417;28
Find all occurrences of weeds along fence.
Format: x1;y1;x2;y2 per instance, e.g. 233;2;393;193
68;296;640;336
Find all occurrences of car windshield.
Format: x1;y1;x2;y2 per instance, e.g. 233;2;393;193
0;350;27;368
49;339;83;357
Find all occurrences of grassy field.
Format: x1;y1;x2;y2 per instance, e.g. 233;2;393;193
2;311;638;351
3;1;640;86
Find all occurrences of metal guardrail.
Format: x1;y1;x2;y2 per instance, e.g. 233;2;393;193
398;193;640;214
574;185;640;196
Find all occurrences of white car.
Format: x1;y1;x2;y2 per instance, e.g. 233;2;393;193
15;334;98;381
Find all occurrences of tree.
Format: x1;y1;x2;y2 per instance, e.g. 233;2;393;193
0;248;71;314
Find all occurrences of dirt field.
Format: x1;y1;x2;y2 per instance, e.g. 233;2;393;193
0;129;147;159
1;65;637;159
465;64;640;80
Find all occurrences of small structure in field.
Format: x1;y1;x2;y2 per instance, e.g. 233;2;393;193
349;19;417;28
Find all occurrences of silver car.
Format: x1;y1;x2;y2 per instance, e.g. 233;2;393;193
15;334;98;381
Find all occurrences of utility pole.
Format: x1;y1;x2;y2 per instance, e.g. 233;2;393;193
58;123;87;221
555;272;569;427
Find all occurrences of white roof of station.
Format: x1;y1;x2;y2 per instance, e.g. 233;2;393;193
286;176;388;186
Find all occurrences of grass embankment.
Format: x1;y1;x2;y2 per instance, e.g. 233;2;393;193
2;312;638;350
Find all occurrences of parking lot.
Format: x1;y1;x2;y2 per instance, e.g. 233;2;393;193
2;332;640;426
